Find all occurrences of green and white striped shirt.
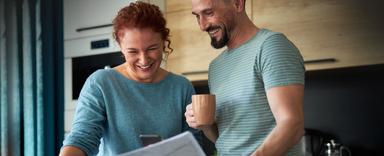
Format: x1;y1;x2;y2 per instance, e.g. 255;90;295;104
209;28;305;156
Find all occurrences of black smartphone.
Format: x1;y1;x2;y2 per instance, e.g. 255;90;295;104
139;134;162;146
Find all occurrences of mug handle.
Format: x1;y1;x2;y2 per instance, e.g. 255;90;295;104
340;146;351;156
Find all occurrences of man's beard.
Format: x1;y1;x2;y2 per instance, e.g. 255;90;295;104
208;26;229;49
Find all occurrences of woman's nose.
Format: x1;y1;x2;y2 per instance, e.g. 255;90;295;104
138;52;149;64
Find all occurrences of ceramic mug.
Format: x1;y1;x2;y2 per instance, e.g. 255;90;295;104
192;94;216;126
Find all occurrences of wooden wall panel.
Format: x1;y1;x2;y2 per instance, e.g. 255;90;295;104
252;0;384;70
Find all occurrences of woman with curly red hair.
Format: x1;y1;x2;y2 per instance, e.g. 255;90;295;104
60;2;199;156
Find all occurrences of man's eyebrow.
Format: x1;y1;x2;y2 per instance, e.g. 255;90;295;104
192;8;212;15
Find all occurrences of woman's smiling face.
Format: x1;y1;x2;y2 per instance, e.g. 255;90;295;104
119;27;164;83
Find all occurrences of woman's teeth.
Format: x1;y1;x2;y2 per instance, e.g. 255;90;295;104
138;64;151;69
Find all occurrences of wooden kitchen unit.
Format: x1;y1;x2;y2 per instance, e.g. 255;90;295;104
252;0;384;71
165;0;384;81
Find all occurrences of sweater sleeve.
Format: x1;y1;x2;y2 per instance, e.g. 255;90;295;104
62;76;106;156
181;80;204;145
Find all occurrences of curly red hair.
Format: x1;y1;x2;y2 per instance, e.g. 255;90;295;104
113;1;173;57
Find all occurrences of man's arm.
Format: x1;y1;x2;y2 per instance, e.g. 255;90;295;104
252;84;305;156
60;146;86;156
200;122;219;143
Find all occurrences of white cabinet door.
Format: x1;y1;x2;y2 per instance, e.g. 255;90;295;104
64;0;135;40
64;0;165;58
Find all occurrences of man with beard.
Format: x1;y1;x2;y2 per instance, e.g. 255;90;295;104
184;0;306;155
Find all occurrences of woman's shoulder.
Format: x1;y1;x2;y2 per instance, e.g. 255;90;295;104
164;72;195;94
165;72;191;84
163;73;194;90
86;69;118;84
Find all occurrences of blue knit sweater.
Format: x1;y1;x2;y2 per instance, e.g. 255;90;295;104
63;69;197;155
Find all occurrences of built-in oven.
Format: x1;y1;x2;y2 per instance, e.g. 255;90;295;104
64;33;122;133
71;52;124;99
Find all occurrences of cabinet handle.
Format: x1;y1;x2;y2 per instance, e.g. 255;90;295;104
76;24;113;32
304;58;337;64
181;70;208;75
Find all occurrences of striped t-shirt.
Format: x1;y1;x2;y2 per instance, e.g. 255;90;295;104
208;28;305;155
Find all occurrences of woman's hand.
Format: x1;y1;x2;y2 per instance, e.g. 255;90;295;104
184;104;200;129
59;146;86;156
185;104;214;130
185;104;218;142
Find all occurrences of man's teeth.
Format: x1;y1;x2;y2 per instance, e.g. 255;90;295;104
209;29;219;35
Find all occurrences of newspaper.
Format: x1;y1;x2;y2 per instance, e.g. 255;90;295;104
119;131;206;156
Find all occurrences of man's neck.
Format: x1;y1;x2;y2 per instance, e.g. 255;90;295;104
227;17;259;50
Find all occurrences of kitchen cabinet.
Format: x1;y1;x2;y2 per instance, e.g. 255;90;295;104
64;0;135;40
252;0;384;71
166;0;384;82
64;0;165;58
64;0;164;40
165;0;252;81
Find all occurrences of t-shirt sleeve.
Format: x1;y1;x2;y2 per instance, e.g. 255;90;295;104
258;33;305;90
62;76;106;156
